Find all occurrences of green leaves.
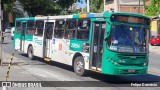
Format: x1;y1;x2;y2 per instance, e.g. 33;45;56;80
3;0;104;16
3;0;16;13
145;0;160;16
89;0;104;13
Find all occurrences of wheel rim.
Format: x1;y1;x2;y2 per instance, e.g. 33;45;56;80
76;61;83;73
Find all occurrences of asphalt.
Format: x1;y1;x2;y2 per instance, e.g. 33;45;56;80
149;45;160;55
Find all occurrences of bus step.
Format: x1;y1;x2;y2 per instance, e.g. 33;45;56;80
90;68;101;73
44;58;51;61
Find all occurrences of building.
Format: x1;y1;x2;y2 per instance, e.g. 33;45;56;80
104;0;151;14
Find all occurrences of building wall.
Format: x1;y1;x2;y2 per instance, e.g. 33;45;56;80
104;0;151;14
119;5;144;14
104;0;118;12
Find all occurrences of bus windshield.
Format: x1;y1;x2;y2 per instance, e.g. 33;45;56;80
107;25;149;53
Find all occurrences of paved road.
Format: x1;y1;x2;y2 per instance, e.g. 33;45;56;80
0;33;160;90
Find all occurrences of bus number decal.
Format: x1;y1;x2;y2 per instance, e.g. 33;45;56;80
71;43;80;48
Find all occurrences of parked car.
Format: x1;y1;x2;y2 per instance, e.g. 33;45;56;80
150;35;160;45
11;27;15;40
5;27;11;33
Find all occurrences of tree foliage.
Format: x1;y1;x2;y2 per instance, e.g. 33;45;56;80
3;0;16;13
56;0;75;15
18;0;60;16
84;0;104;13
3;0;104;16
144;0;160;16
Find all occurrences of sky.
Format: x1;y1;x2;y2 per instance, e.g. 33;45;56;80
76;0;87;9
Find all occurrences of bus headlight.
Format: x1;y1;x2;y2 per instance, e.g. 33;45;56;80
119;59;126;63
114;62;119;66
143;63;147;66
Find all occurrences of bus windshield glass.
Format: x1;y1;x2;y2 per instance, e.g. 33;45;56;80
107;25;149;53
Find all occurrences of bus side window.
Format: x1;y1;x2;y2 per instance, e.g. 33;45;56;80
54;20;65;38
26;20;35;35
35;20;44;36
64;19;76;39
77;19;90;40
16;21;21;34
45;22;54;39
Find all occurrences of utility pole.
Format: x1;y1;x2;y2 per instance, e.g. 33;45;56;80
138;0;140;14
87;0;89;13
0;0;2;66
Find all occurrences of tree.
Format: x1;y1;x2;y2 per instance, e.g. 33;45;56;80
18;0;77;16
85;0;104;13
3;0;16;28
18;0;61;16
144;0;160;16
3;0;16;13
56;0;76;15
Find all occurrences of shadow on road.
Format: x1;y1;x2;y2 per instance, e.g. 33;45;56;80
151;44;160;46
18;53;160;86
2;43;9;44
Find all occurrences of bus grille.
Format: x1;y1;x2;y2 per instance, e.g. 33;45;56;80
116;54;147;66
116;54;147;60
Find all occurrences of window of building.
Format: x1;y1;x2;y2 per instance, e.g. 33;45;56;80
26;20;35;35
54;20;65;38
35;20;44;36
105;0;114;4
64;19;77;39
77;19;90;40
16;21;21;34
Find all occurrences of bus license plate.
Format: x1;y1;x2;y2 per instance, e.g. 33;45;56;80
128;70;135;73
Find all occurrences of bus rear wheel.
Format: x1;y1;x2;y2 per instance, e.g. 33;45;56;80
74;56;87;76
27;46;34;60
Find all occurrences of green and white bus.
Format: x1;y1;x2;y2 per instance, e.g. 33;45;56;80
13;12;150;76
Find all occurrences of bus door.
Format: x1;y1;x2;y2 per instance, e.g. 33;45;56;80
33;20;44;57
90;22;106;70
43;22;54;58
20;22;27;51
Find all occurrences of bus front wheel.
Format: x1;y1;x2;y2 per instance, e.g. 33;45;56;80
74;56;87;76
27;46;34;60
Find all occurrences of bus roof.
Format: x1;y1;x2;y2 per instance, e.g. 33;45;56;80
103;12;150;19
15;12;150;21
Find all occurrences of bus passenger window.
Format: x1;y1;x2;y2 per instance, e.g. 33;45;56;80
16;21;21;34
54;20;65;38
77;19;90;40
26;20;35;35
45;22;54;39
35;20;44;36
64;19;76;39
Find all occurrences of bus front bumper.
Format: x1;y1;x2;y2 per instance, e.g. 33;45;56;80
102;64;148;75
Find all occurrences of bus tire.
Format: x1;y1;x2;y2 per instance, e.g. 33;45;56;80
74;56;87;76
27;46;34;60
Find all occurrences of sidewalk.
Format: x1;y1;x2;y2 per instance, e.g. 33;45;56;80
0;52;39;81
